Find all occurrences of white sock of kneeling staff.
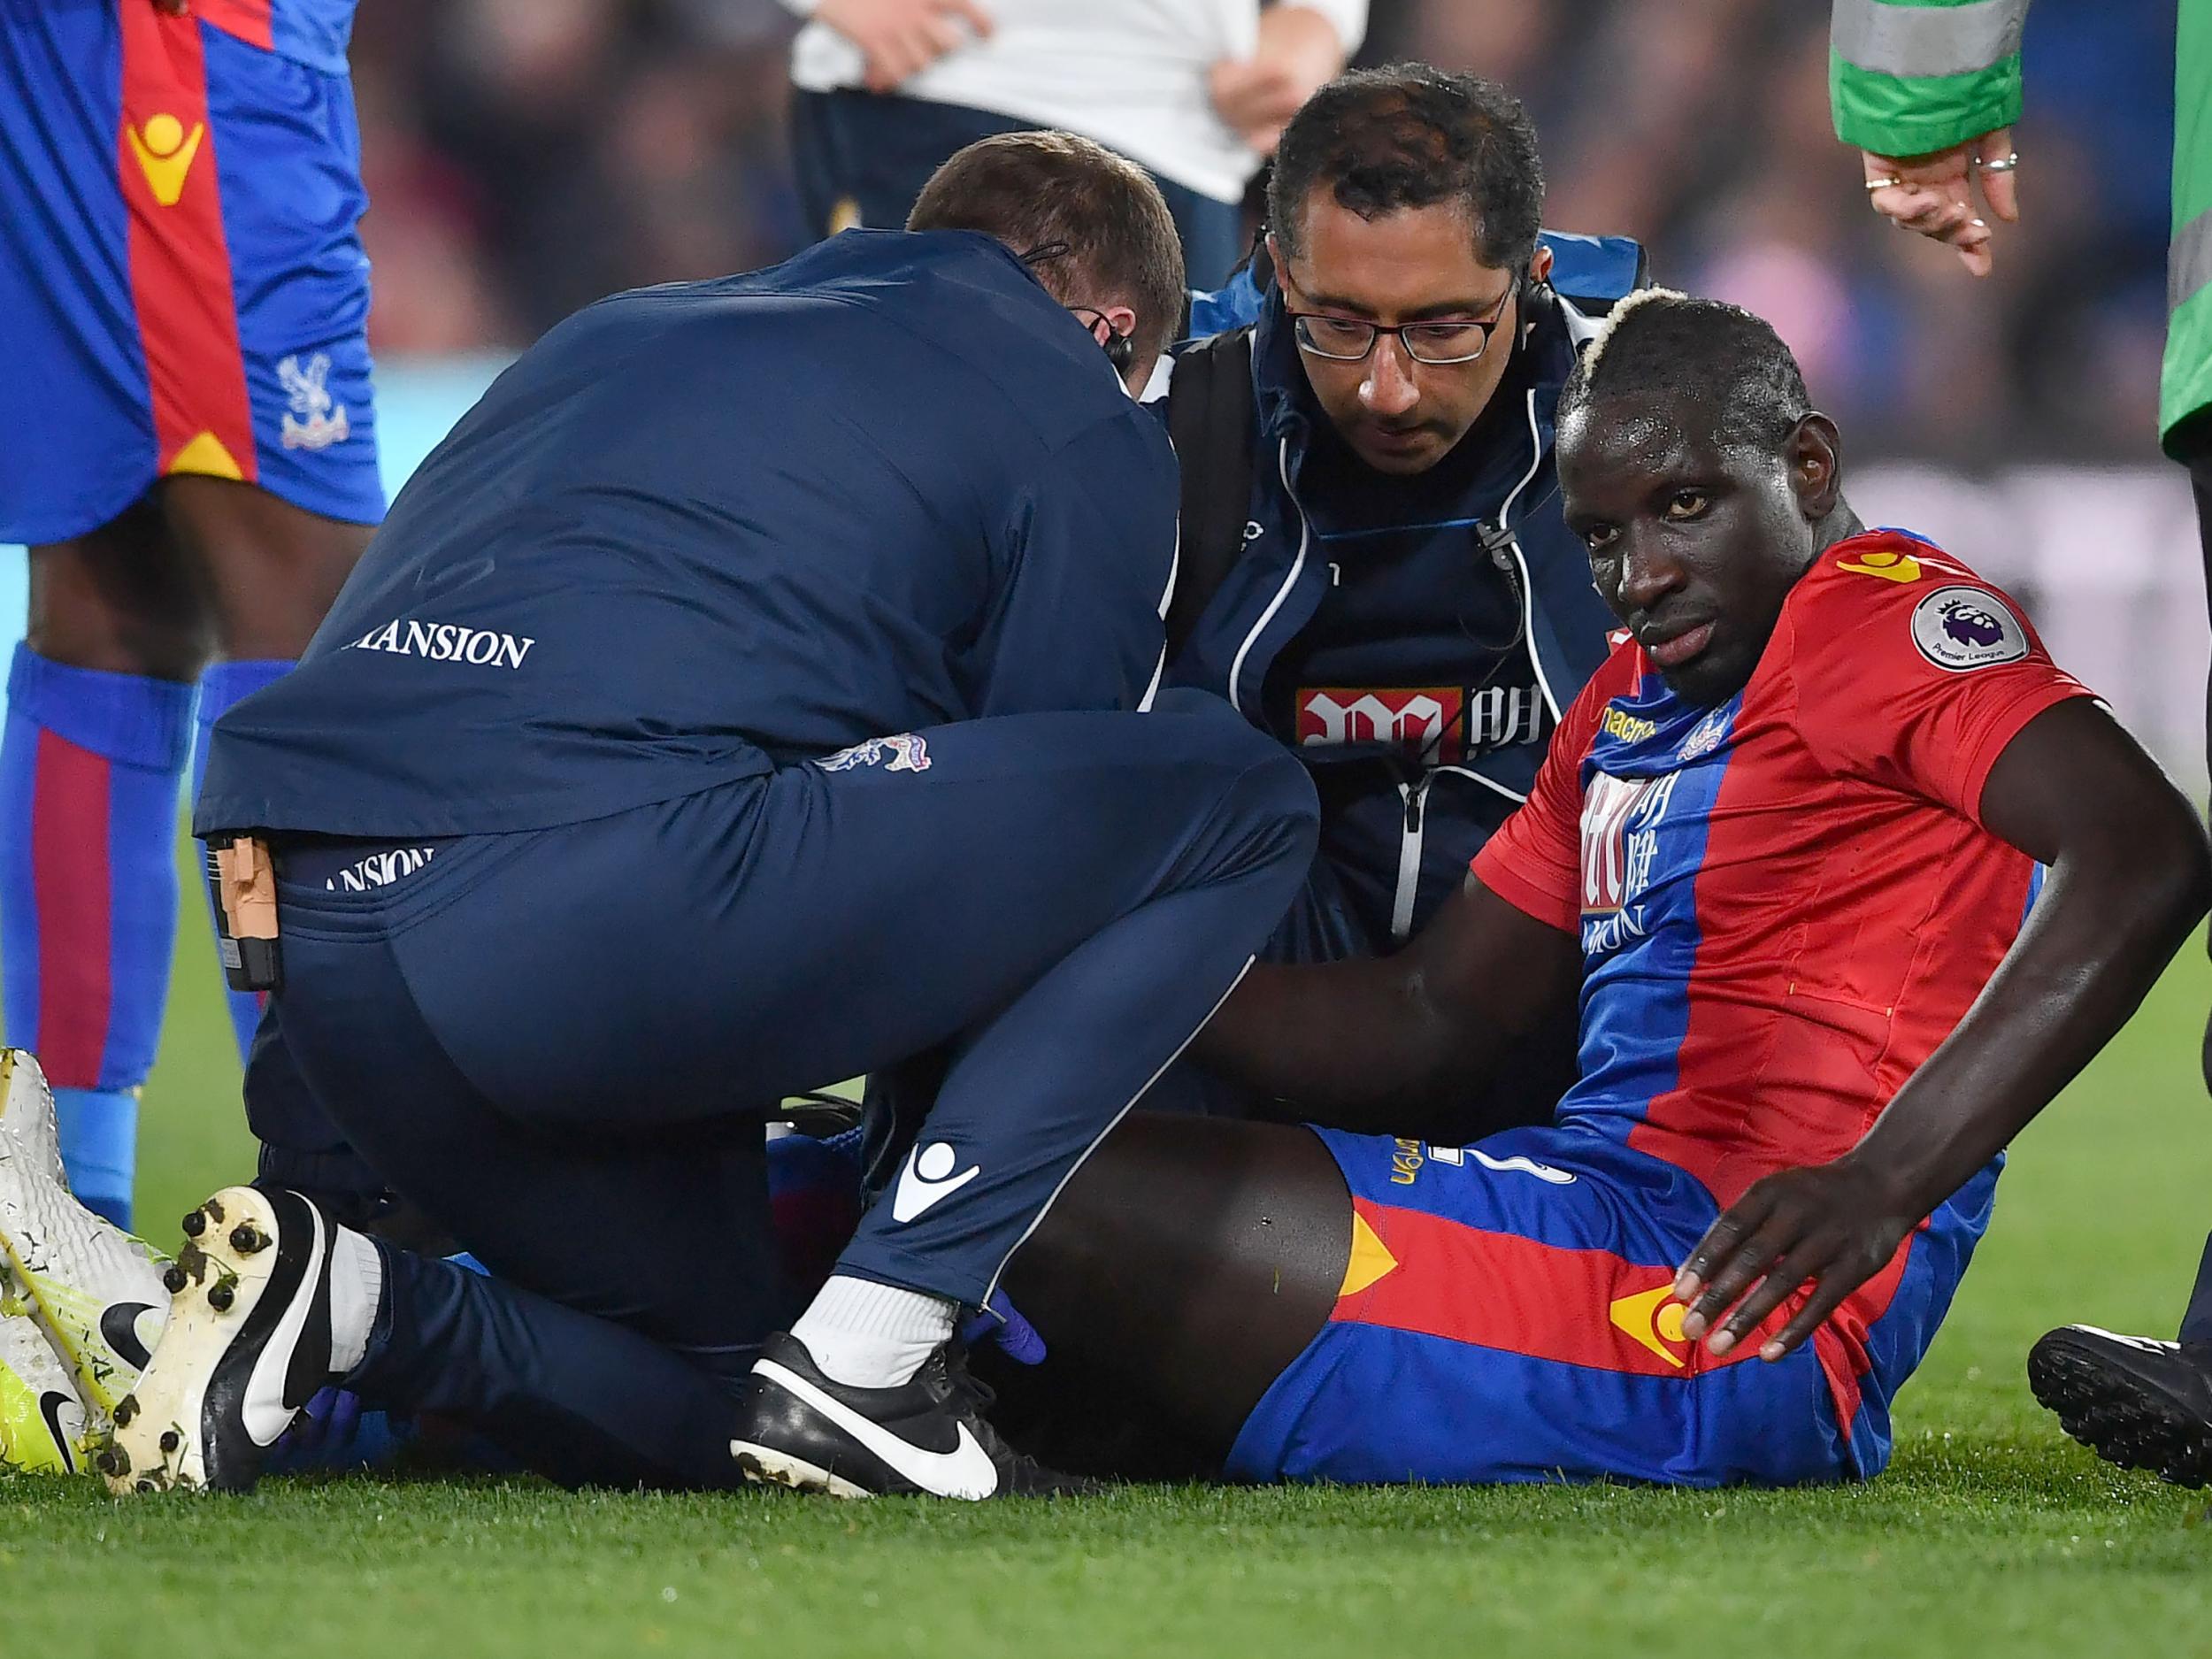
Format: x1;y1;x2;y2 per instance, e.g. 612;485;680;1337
789;1274;957;1390
326;1224;385;1375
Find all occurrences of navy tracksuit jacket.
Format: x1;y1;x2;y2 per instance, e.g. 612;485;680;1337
198;230;1317;1487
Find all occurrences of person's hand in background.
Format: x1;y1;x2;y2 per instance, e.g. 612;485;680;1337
814;0;995;94
1861;127;2020;278
1210;5;1348;157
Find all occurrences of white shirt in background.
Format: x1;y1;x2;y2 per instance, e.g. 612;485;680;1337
780;0;1368;207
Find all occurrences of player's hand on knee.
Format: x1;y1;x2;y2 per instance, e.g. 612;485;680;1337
1672;1160;1916;1362
814;0;994;92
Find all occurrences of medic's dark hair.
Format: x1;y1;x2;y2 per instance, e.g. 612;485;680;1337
1268;64;1544;277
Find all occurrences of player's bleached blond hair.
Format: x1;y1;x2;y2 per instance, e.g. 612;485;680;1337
1575;285;1693;380
1560;288;1813;451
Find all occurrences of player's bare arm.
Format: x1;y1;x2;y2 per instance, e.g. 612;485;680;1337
1678;697;2212;1360
1187;874;1578;1130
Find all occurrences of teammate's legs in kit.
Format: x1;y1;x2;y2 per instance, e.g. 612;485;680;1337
0;476;370;1233
0;4;377;1224
168;475;372;1068
4;511;209;1227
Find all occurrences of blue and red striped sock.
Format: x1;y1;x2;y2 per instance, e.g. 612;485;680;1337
0;645;196;1227
191;659;292;1064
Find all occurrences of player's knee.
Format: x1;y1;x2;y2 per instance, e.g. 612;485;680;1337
162;477;373;657
27;518;215;680
1241;741;1320;833
25;588;212;680
1217;741;1321;872
1147;690;1319;847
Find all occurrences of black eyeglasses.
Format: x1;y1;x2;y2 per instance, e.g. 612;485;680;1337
1286;275;1519;365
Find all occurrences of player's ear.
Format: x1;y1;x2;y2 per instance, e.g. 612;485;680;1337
1786;413;1844;521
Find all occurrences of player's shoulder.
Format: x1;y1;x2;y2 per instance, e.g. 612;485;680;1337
1791;528;1993;607
1781;528;2040;675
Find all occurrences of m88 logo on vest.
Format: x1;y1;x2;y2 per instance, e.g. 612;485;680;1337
1297;686;1544;762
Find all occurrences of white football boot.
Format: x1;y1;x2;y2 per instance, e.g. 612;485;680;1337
104;1186;354;1494
0;1306;86;1475
0;1048;65;1188
0;1050;169;1425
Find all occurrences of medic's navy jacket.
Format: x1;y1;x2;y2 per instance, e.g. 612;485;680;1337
198;229;1179;839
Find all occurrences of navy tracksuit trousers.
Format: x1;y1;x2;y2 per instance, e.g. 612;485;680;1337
244;695;1317;1486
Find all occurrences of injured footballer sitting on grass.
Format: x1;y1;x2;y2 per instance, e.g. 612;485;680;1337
3;290;2206;1494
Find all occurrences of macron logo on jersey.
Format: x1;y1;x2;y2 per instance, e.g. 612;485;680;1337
345;618;536;670
893;1141;980;1222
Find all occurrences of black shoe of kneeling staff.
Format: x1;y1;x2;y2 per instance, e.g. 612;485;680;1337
730;1330;1097;1499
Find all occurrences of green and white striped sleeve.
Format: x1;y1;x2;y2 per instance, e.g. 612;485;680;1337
1830;0;2031;158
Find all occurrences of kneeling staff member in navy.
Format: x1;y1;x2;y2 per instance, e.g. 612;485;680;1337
100;132;1319;1502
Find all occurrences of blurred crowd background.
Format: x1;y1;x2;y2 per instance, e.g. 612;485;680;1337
5;2;2193;769
351;0;2175;467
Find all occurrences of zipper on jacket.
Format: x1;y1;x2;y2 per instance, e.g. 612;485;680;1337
1392;772;1433;942
1498;391;1564;723
1227;436;1311;714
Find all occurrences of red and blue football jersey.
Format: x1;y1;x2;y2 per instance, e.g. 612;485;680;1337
188;0;357;76
1475;528;2093;1211
1226;532;2099;1490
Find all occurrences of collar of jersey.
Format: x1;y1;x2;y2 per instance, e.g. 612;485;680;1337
1584;672;1745;780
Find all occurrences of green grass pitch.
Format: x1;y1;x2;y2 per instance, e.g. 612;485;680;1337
5;869;2212;1657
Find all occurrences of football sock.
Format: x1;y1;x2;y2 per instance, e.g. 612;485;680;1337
326;1222;386;1375
50;1089;136;1227
192;659;293;1064
0;645;196;1229
788;1273;956;1389
2177;1231;2212;1350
